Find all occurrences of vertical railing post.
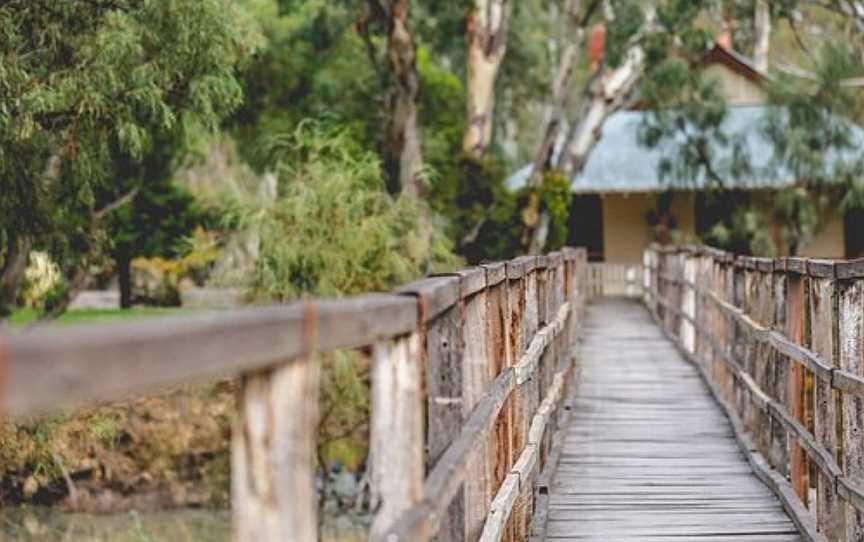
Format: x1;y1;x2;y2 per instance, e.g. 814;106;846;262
727;256;754;428
398;277;463;541
808;259;842;539
720;253;735;402
838;270;864;541
482;261;513;539
370;332;425;539
460;268;493;541
785;258;810;507
770;260;790;478
504;257;526;541
754;259;775;460
643;248;654;312
232;304;320;542
681;248;697;355
512;256;540;539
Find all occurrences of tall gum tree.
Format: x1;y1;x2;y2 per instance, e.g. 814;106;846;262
376;0;425;197
463;0;511;160
526;1;652;253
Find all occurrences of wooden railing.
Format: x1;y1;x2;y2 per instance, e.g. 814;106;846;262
587;262;643;298
646;244;864;542
0;248;588;542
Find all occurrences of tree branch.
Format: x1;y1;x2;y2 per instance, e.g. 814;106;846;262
92;187;139;222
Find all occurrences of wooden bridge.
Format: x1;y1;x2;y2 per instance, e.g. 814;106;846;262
2;246;864;542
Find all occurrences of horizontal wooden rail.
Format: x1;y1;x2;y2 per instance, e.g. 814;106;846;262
0;246;589;542
646;244;864;542
2;295;417;415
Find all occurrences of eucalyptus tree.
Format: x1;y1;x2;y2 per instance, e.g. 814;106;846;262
462;0;511;161
0;0;256;315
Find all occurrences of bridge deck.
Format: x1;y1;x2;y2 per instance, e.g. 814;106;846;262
546;298;802;541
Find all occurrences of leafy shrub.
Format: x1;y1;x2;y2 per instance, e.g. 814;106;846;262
225;121;458;300
21;251;63;309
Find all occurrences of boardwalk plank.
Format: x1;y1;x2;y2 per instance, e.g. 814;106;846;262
543;299;802;541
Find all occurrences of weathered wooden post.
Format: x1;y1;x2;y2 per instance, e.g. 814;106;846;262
808;259;843;539
694;248;714;371
458;268;494;541
369;332;425;538
769;259;790;477
232;305;320;542
482;261;513;537
680;248;697;355
836;262;864;541
397;276;463;541
785;257;810;507
727;257;744;418
504;257;526;541
513;256;540;540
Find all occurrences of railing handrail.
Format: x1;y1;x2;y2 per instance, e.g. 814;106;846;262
645;243;864;542
0;247;590;542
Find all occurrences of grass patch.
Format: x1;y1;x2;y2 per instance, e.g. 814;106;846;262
9;306;193;326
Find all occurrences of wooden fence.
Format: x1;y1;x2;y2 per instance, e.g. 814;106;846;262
646;244;864;542
0;248;588;542
587;262;643;298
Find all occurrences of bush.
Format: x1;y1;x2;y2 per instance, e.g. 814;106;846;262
21;251;63;309
225;121;458;300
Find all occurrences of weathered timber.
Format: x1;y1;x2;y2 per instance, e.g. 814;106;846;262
787;273;810;507
546;299;803;542
810;277;842;538
463;287;494;541
232;357;320;542
424;301;466;542
5;295;416;415
370;333;425;539
838;280;864;541
1;249;589;542
646;244;864;542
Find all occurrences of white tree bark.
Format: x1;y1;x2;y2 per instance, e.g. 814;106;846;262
462;0;511;160
754;0;771;73
561;46;644;175
528;6;652;253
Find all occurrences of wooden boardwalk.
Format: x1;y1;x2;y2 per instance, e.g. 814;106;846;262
546;298;802;541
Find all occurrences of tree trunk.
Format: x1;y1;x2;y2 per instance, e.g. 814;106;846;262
462;0;511;161
117;249;133;309
40;263;90;321
0;235;32;316
753;0;770;73
527;14;648;253
524;0;587;254
561;45;644;175
383;0;424;197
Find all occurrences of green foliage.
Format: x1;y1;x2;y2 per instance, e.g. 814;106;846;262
460;165;573;264
537;171;574;250
605;0;646;67
226;122;458;300
0;0;258;313
703;198;777;256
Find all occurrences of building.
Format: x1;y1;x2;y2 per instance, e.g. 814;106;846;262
509;43;864;263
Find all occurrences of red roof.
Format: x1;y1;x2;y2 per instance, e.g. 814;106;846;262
701;43;765;85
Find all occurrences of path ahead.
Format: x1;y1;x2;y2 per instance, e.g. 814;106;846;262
546;298;802;541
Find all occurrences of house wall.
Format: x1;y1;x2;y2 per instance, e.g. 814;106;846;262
703;63;766;105
798;214;846;258
597;191;845;261
601;192;696;263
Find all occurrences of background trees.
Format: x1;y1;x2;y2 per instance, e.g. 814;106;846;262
4;0;864;314
0;0;257;316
